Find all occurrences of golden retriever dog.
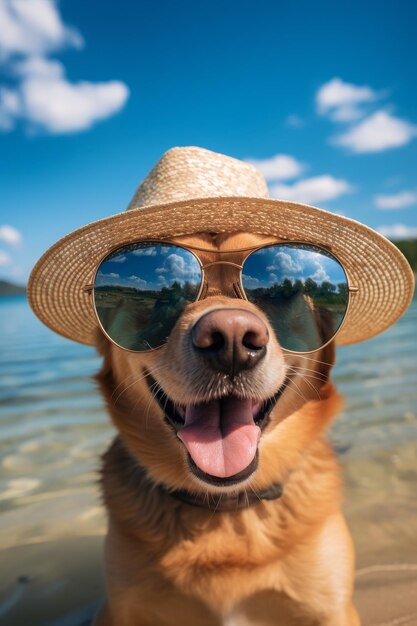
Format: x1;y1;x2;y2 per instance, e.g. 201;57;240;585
93;231;360;626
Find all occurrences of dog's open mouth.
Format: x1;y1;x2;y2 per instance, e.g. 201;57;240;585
148;375;285;485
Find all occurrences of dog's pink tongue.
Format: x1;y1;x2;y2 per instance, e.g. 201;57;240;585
178;397;260;478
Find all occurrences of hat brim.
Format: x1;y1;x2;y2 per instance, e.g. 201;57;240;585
28;196;415;347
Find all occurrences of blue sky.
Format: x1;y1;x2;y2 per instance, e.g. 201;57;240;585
1;0;416;284
97;243;201;290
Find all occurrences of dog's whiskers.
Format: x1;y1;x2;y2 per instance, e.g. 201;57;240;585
288;370;327;387
248;483;263;504
143;378;168;429
188;370;270;405
211;491;223;518
113;372;150;406
243;488;250;510
286;365;328;380
134;378;164;430
286;366;322;400
285;353;334;368
162;388;170;420
111;371;137;403
282;377;308;404
112;365;169;407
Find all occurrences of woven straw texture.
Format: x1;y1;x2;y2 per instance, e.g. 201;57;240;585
28;147;415;348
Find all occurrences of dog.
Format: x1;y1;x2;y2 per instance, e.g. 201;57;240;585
92;231;360;626
28;146;412;625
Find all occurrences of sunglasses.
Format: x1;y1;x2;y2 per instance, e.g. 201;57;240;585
89;239;357;354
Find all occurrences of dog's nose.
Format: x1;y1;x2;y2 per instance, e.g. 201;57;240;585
191;308;268;376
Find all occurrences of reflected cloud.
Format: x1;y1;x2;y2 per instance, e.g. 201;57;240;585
128;275;147;287
132;247;157;257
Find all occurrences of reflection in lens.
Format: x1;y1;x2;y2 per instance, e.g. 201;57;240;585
93;242;202;350
242;244;349;352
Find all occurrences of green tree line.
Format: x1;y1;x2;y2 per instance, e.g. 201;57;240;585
393;239;417;272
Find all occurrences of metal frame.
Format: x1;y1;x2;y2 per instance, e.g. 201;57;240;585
85;238;358;355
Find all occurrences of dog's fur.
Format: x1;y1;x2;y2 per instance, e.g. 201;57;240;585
93;232;360;626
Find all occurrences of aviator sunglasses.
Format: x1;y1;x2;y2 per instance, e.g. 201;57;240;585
90;240;358;354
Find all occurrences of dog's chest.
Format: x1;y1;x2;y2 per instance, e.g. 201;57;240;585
158;507;296;611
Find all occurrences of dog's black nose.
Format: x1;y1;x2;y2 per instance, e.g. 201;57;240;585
191;308;268;377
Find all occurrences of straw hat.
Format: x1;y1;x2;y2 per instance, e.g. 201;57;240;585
28;146;414;347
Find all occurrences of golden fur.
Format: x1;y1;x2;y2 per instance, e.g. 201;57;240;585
93;232;360;626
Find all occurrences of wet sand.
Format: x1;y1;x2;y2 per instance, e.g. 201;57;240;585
343;441;417;626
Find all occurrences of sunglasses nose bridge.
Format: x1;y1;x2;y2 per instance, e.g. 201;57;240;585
200;261;245;299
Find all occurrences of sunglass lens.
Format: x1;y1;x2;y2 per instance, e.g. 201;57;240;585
93;242;202;350
242;244;349;352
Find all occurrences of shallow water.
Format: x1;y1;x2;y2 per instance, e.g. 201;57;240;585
0;296;416;626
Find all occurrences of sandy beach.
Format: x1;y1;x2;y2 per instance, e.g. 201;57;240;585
344;441;417;626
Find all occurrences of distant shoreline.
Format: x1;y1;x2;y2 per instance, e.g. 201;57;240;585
0;280;26;296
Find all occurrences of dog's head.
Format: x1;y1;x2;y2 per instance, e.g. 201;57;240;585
96;232;340;497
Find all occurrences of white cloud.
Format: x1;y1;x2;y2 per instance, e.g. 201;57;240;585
128;275;147;288
110;255;127;263
311;266;330;283
328;104;365;122
317;78;417;154
266;251;303;274
332;110;417;153
156;253;200;280
374;191;417;210
246;154;304;181
22;75;128;134
0;3;129;134
14;55;63;78
2;57;129;133
0;225;22;246
316;77;379;121
241;274;261;288
0;87;20;129
0;251;11;266
377;223;417;240
0;0;82;58
132;247;157;257
269;175;352;204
